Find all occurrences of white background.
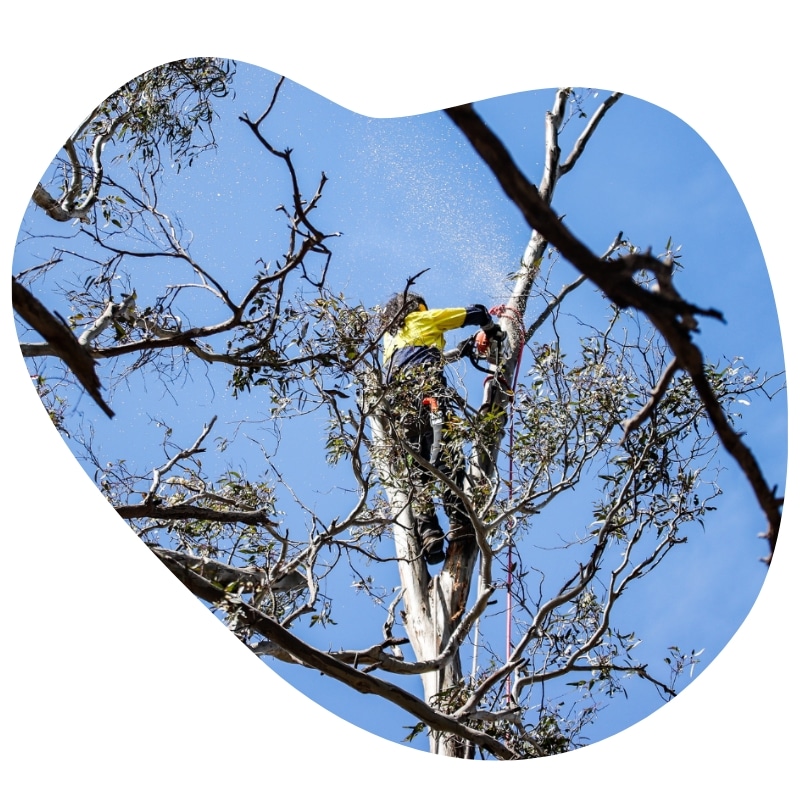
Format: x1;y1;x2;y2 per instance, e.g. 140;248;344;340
2;2;795;794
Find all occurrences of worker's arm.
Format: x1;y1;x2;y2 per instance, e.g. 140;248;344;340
421;305;491;331
444;305;505;362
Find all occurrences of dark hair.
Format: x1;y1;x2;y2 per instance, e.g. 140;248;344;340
381;292;427;336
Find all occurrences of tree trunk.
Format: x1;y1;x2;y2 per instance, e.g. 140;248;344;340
369;92;620;757
370;410;481;756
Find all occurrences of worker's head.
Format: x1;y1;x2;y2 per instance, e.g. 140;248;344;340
382;291;427;335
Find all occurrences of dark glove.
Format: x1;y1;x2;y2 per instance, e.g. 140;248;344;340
481;322;505;342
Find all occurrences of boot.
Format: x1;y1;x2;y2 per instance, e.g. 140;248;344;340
416;515;446;565
444;500;472;543
446;520;472;543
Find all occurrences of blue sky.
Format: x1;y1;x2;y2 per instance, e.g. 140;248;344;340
3;4;796;792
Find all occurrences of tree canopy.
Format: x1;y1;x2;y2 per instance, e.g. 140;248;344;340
12;60;785;760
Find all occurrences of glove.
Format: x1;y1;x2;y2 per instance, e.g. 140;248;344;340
481;322;505;342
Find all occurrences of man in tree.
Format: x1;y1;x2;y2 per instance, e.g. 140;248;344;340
381;291;504;564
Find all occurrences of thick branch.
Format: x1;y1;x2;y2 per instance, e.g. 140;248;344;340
445;102;781;560
151;546;305;593
116;501;278;529
12;278;113;418
160;558;519;760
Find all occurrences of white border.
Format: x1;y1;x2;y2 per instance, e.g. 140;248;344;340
3;3;794;794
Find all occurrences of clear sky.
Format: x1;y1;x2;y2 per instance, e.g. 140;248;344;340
3;4;797;797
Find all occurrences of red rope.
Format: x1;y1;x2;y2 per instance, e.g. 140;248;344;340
489;305;525;705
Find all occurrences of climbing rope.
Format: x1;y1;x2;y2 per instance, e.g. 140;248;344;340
489;305;526;705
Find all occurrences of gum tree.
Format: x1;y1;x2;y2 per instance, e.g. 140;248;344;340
13;64;782;760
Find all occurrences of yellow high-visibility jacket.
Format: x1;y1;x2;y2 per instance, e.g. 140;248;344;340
383;305;491;381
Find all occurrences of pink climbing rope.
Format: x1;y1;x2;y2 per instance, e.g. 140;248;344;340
489;305;526;705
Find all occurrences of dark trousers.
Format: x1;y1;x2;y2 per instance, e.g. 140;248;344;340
401;393;470;536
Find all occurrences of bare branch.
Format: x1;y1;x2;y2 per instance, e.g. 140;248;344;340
559;91;623;177
620;357;679;442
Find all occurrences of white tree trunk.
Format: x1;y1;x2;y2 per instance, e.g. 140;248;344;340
369;91;624;757
370;412;478;756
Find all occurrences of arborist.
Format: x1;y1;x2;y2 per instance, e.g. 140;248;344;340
380;291;505;565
